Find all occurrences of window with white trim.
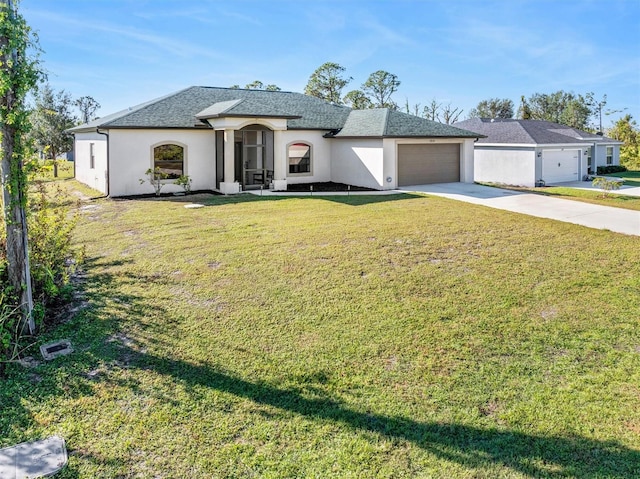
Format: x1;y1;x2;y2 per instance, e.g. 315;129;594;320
288;143;311;174
606;146;613;165
153;144;184;179
89;143;95;169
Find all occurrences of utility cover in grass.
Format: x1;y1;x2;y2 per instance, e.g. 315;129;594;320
0;436;67;478
40;340;73;361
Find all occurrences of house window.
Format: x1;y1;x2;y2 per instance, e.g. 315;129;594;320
153;144;184;179
89;143;95;169
606;146;613;165
288;143;311;174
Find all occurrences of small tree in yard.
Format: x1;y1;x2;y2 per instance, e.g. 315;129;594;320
592;176;623;198
140;167;170;196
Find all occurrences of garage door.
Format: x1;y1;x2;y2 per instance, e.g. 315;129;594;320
397;144;460;186
542;150;579;183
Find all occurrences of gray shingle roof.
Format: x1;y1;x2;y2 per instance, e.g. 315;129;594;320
68;86;484;139
331;109;389;136
69;86;351;132
331;109;482;138
454;118;621;145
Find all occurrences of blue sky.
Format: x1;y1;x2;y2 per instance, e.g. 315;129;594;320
21;0;640;128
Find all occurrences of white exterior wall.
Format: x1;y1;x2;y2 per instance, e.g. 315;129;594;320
475;147;536;186
330;139;385;189
109;129;215;196
331;137;475;190
74;132;108;194
277;130;333;184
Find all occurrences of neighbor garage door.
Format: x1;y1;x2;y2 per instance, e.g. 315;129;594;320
542;150;579;183
397;144;460;186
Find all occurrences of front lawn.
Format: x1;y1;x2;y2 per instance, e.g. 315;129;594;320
605;170;640;187
1;184;639;478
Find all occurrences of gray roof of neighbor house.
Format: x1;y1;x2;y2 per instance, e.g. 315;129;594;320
454;118;621;145
329;108;482;138
68;86;483;138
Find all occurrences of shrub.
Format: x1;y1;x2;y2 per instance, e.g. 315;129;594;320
0;178;81;372
27;181;81;307
592;176;623;198
174;175;192;193
596;165;627;175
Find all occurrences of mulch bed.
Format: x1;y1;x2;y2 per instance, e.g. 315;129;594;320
281;182;376;192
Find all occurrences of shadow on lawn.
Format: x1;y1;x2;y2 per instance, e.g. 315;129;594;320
130;191;424;207
3;253;639;477
0;256;166;443
123;350;640;478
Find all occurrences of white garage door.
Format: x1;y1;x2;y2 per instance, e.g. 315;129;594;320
542;150;579;183
397;144;460;186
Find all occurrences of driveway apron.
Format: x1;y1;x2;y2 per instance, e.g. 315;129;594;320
403;183;640;236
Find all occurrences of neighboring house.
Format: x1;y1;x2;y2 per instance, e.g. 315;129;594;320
454;118;622;187
68;86;482;196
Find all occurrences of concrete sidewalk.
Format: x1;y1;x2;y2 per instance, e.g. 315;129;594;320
404;183;640;236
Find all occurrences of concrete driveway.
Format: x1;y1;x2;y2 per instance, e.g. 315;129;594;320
403;183;640;236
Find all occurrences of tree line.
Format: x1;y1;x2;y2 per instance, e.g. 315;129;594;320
247;61;638;169
33;60;640;173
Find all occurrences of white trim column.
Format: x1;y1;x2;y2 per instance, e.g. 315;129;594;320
220;128;239;194
272;130;287;191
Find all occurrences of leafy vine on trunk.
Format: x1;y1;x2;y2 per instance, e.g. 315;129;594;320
0;0;43;373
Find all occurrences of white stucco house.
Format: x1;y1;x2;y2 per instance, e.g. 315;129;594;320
68;86;482;197
454;118;623;187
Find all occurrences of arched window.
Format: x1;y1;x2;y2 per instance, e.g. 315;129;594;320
153;144;184;179
288;142;311;175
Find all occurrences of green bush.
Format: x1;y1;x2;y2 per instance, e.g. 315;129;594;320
0;180;81;371
596;165;627;175
27;181;80;307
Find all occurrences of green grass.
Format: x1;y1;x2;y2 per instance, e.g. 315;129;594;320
32;159;75;181
605;170;640;187
1;183;639;478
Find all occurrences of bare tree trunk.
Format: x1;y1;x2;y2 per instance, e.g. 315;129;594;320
1;0;35;334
